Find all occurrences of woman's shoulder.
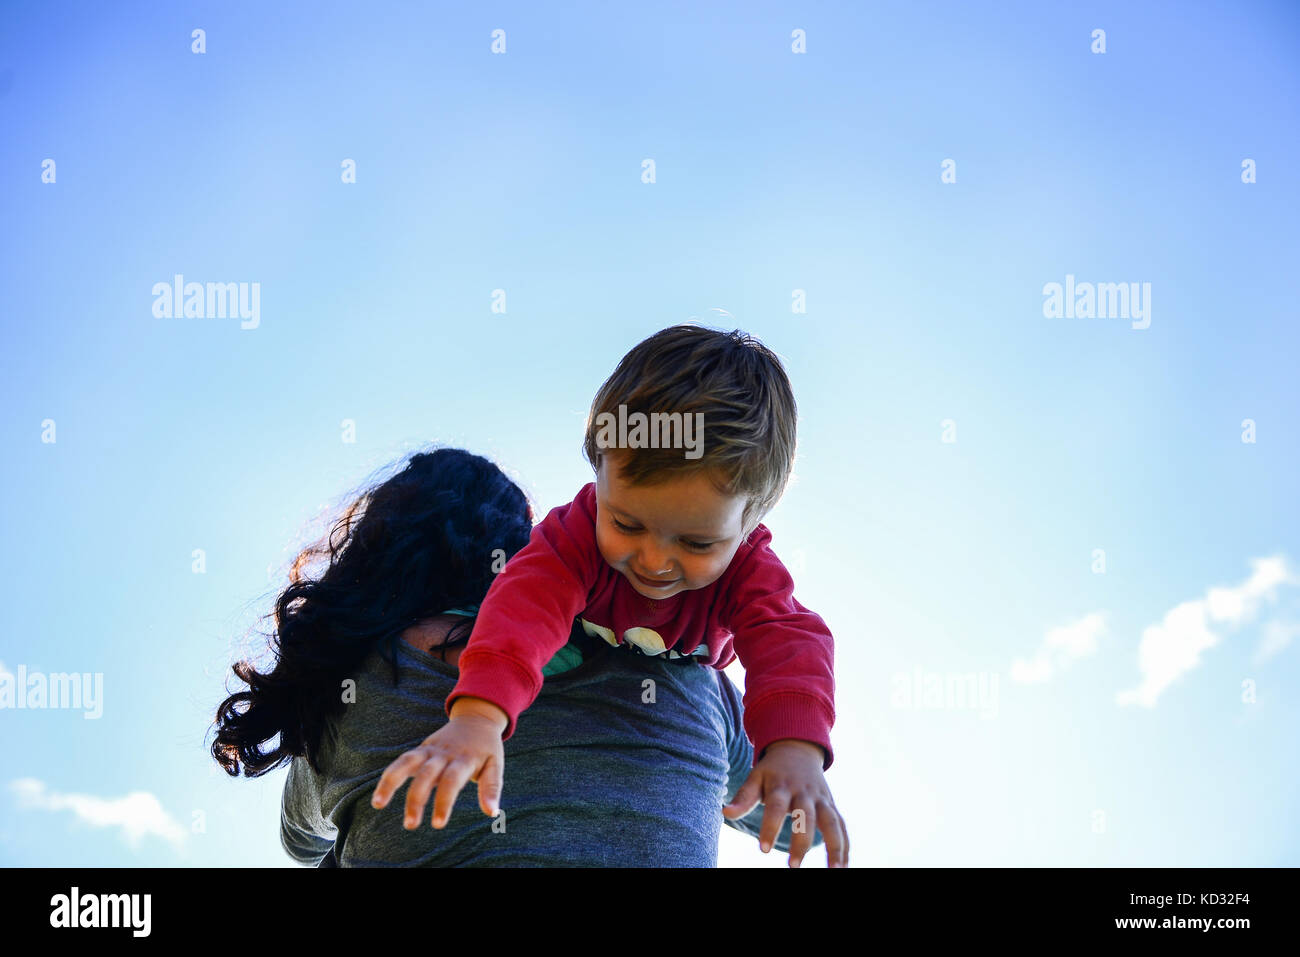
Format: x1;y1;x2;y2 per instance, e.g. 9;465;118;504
337;638;456;722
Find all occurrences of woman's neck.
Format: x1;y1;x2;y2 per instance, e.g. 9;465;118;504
400;614;470;655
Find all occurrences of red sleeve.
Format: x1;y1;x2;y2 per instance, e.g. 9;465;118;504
723;529;837;771
444;485;601;740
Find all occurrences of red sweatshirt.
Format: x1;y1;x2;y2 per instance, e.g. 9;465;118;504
445;483;836;770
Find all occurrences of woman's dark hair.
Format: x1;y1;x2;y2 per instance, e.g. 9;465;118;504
210;447;533;778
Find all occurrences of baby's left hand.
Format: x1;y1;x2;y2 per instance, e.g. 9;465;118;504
722;739;848;868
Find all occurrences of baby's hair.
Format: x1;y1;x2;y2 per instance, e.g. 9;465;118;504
581;324;797;537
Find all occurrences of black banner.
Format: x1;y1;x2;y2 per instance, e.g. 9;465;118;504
3;866;1291;942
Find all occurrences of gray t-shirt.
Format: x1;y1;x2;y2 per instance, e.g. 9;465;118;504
281;636;820;866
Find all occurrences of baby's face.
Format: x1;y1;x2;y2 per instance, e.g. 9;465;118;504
594;453;750;601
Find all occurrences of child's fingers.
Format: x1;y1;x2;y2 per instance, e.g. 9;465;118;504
430;758;475;828
756;787;791;854
785;795;817;868
817;799;849;868
371;748;427;809
722;770;762;819
475;755;503;817
404;754;450;828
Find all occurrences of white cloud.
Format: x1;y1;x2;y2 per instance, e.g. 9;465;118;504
1010;612;1107;684
1117;555;1295;709
9;778;187;851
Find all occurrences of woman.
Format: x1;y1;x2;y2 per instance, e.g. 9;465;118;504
211;447;816;866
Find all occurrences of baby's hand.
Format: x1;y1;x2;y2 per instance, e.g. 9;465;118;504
722;739;848;868
371;698;507;829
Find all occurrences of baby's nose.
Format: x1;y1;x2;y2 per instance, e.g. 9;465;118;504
639;545;672;574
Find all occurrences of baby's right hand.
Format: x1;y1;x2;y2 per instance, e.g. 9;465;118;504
371;707;506;829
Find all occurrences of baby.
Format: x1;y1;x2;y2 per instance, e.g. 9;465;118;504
373;324;846;867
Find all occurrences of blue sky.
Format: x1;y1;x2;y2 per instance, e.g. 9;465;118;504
1;0;1297;867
